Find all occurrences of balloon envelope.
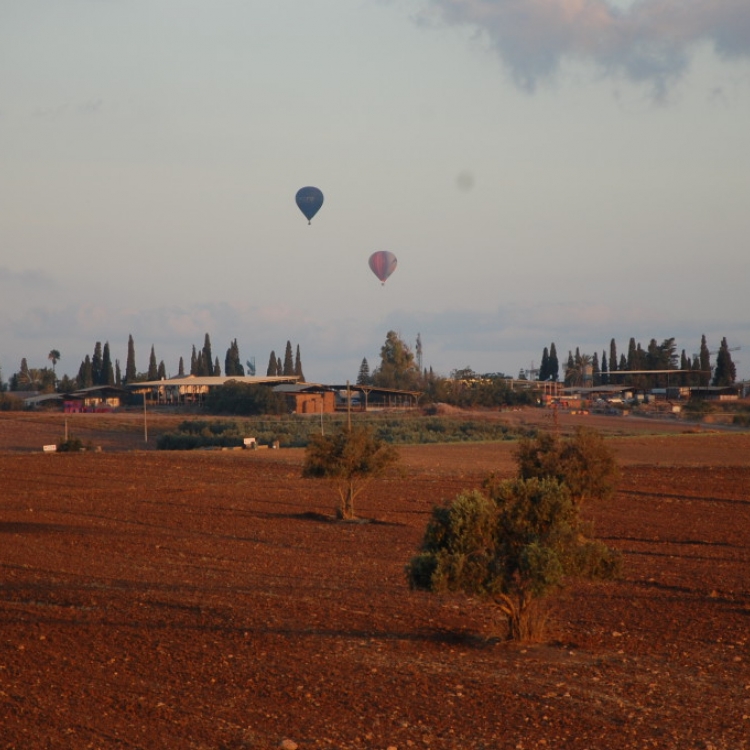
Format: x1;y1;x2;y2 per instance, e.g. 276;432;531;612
368;251;398;284
295;186;324;223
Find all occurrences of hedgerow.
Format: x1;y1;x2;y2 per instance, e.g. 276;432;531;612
156;414;526;450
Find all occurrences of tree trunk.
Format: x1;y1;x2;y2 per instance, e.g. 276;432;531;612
495;592;545;642
338;483;356;520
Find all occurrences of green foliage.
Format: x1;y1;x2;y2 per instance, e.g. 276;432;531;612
157;418;292;450
125;334;137;384
357;357;372;386
408;427;622;642
224;339;244;377
0;392;24;411
147;346;158;380
157;431;243;450
514;427;619;506
283;341;295;376
57;436;85;452
157;413;527;451
303;424;399;519
373;331;420;390
205;382;287;416
712;337;737;386
266;350;278;376
408;477;621;641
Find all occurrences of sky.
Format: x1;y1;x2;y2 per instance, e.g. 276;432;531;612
2;0;749;385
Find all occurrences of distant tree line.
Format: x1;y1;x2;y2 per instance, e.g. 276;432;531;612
3;334;306;395
2;329;739;409
265;340;305;381
535;334;738;389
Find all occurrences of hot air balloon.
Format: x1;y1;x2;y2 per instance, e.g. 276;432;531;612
295;186;324;224
368;251;397;285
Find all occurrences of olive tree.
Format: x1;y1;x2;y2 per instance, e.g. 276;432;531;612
408;478;620;641
407;428;621;641
514;427;619;506
303;424;399;520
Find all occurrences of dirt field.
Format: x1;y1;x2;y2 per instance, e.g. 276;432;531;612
1;410;749;749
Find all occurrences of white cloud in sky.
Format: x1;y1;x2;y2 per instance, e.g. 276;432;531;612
420;0;750;95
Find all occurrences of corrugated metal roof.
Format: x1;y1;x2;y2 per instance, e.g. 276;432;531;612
129;376;299;388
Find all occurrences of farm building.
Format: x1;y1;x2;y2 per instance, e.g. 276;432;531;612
127;375;299;406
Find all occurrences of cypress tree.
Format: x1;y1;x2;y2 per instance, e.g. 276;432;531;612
115;359;122;386
203;334;214;376
157;360;166;380
699;334;711;387
190;345;198;375
79;355;93;388
635;343;647;389
214;357;221;377
601;351;608;385
539;347;550;381
125;335;137;384
277;356;282;376
609;339;618;377
712;337;737;386
102;342;115;385
294;344;305;382
148;346;158;380
196;351;207;376
267;351;278;376
691;353;701;387
178;357;185;377
224;339;244;377
680;350;690;387
548;343;559;382
283;341;294;376
627;338;637;371
92;342;103;386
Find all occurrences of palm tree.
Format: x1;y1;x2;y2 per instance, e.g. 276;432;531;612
565;353;593;387
48;350;61;372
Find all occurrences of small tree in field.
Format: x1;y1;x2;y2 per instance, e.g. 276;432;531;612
303;424;399;520
407;427;621;641
408;478;621;641
514;427;619;506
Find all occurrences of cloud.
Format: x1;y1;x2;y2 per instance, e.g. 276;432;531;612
419;0;750;94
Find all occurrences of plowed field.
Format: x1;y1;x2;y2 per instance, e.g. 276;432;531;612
1;411;748;749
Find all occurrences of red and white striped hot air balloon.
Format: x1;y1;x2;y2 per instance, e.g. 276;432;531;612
368;251;397;285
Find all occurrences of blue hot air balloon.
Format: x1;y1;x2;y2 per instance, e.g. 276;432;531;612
295;186;324;224
368;251;398;285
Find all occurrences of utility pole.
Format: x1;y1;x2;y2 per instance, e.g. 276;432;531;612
346;380;352;431
143;392;148;444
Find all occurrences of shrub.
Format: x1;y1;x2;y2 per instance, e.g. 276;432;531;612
407;478;621;641
303;424;399;520
514;427;619;505
57;437;85;452
408;427;621;642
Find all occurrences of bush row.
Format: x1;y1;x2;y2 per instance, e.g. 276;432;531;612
156;415;526;451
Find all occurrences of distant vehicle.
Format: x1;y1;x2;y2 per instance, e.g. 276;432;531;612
368;251;398;285
295;186;324;224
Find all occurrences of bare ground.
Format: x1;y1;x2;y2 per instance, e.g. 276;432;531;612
0;410;748;749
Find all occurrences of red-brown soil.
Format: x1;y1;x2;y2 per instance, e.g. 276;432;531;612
1;410;749;749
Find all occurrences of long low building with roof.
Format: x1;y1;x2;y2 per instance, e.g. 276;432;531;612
127;375;300;405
